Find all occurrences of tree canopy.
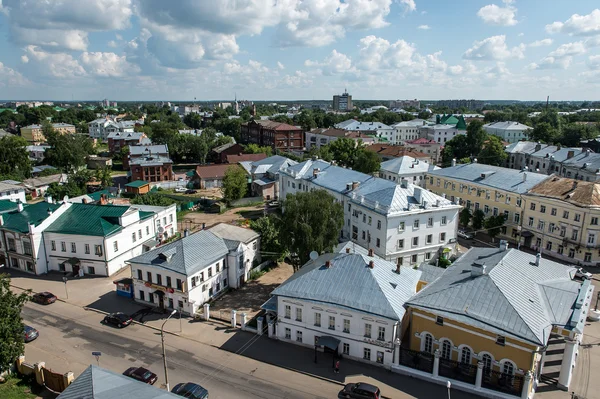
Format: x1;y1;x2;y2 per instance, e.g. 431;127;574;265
44;126;95;171
249;215;285;261
0;274;30;372
130;192;177;206
0;135;31;180
222;165;248;203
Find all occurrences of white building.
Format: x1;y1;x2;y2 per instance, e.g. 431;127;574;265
419;124;464;144
0;181;27;203
391;119;428;145
360;105;388;114
88;118;135;141
26;145;51;162
379;156;440;187
129;204;178;242
483;121;531;144
266;249;421;368
279;159;461;265
334;120;394;143
305;128;375;150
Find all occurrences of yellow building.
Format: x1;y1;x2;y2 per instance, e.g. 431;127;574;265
20;123;76;144
522;176;600;267
400;245;593;397
425;162;550;240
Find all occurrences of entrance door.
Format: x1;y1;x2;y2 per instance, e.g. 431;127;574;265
239;275;245;287
158;295;165;309
524;236;532;248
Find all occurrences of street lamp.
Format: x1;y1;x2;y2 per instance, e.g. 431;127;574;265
161;309;177;391
447;381;451;399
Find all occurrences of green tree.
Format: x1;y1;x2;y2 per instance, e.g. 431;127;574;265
130;192;177;206
459;208;471;227
484;215;505;242
37;167;61;177
44;130;95;171
529;122;559;143
418;110;432;120
441;135;471;166
560;124;598;147
0;135;32;179
328;137;359;168
183;113;202;129
478;135;508;166
249;215;284;261
0;274;30;372
95;167;113;188
279;190;344;271
353;150;381;174
245;144;273;157
222;165;248;203
466;120;488;156
472;209;485;233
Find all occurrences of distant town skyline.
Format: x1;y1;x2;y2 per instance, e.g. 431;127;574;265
0;1;599;101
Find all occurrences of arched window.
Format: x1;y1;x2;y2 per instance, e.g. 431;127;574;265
441;340;452;360
482;354;493;374
460;347;472;365
423;334;433;354
503;361;515;376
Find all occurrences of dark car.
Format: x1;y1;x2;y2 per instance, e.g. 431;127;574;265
123;367;158;385
171;382;209;399
102;312;132;328
185;189;198;194
31;291;57;305
338;382;381;399
24;325;39;343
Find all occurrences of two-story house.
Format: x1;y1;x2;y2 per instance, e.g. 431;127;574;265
379;156;440;187
0;181;27;203
250;155;298;200
129;204;178;243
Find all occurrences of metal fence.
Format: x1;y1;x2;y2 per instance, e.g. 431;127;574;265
398;347;434;373
482;369;524;397
438;358;478;385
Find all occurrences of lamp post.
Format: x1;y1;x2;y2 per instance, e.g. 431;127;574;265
447;381;451;399
161;309;177;391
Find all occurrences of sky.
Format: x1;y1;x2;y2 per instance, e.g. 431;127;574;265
0;0;599;101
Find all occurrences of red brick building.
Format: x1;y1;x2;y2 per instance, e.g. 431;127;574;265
240;120;304;152
211;142;245;163
128;144;173;182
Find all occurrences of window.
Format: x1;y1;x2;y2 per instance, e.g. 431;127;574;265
423;333;433;353
413;219;420;229
329;316;335;330
376;238;380;248
168;298;174;309
440;232;446;242
441;216;447;225
296;330;303;342
284;305;291;319
528;217;534;227
482;354;493;373
516;198;522;207
493;207;499;216
503;210;509;220
398;222;405;232
376;351;384;364
588;233;596;245
425;252;432;260
61;242;66;252
200;272;205;282
558;245;564;255
377;326;385;341
551;208;557;216
585;252;592;262
377;220;381;230
538;220;545;231
51;241;56;251
343;319;350;333
514;213;520;223
88;266;95;275
536;238;542;248
363;348;371;361
572;229;579;241
398;239;404;249
592;217;599;225
157;274;162;285
285;328;291;339
530;203;536;211
138;229;142;239
569;248;575;258
146;271;152;282
296;307;302;322
23;241;32;255
436;316;444;325
426;234;432;244
216;262;220;272
563;210;569;219
163;217;167;225
427;217;433;227
560;226;566;237
484;205;490;214
496;335;506;346
149;293;154;303
343;343;350;355
411;254;418;263
461;347;472;365
540;205;546;214
352;226;358;240
575;213;581;222
503;362;515;376
176;279;183;290
364;323;372;338
113;241;118;252
146;226;150;235
169;214;173;223
412;237;419;246
69;242;75;253
368;216;372;225
441;340;452;359
314;312;321;327
139;291;145;301
95;245;102;256
546;241;553;251
83;244;90;254
132;232;136;243
362;231;366;240
208;267;212;278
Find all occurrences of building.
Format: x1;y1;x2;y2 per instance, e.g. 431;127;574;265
125;180;150;195
240;120;304;152
129;204;178;243
505;141;585;176
403;245;594;396
107;131;150;152
192;164;240;189
425;162;550;241
128;226;259;315
250;155;297;200
420;115;467;144
333;90;353;111
21;174;68;199
435;99;484;109
126;144;169;169
20;123;76;144
365;144;430;162
389;99;420;109
280;159;461;265
391;119;428;145
380;156;440;187
404;138;443;164
26;145;51;162
267;249;421;368
305;128;375;150
334;120;394;141
87;155;113;170
128;145;173;183
559;150;600;182
483;121;532;144
0;181;27;203
224;153;266;164
360;105;388;114
211;142;244;163
88;118;134;142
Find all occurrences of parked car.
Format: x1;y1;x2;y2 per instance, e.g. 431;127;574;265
185;189;198;194
175;187;187;193
102;312;132;328
457;229;474;240
338;382;381;399
575;268;593;280
267;200;280;208
24;325;39;343
31;291;57;305
171;382;209;399
123;367;158;385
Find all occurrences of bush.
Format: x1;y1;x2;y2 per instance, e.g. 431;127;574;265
438;258;452;268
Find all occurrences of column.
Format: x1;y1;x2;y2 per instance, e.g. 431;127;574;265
241;313;247;331
203;303;210;321
257;316;264;336
557;335;578;390
433;349;441;378
231;309;237;328
475;361;483;389
522;371;533;399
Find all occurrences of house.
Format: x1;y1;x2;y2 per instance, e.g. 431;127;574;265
404;138;443;164
20;123;76;144
224;153;267;164
43;203;164;276
419;114;467;144
68;189;117;205
0;181;27;203
483;121;532;144
128;226;259;315
425;161;551;241
211;142;245;163
128;145;173;182
251;155;297;200
240;120;304;152
379;156;440;187
26;145;51;162
192;164;240;189
391;119;428;145
88;117;134;142
0;200;70;274
87;155;113;169
107;131;150;152
365;144;430;162
305;128;375;150
402;245;594;396
334;120;394;142
125;180;150;195
21;174;68;199
280;159;461;265
130;204;178;243
266;248;421;368
126;144;169;169
504;141;585;176
559;149;600;182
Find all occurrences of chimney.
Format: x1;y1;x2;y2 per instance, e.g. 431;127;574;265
535;142;541;152
82;198;88;204
346;247;351;253
368;248;374;257
451;158;457;167
414;186;423;203
47;207;53;216
325;260;331;268
184;229;189;237
313;168;320;177
473;158;478;163
100;194;108;205
585;148;591;157
17;201;24;213
369;260;375;269
567;150;575;159
535;253;541;266
499;240;508;251
395;263;401;274
471;262;486;277
352;181;360;190
523;172;527;182
346;183;352;191
400;178;408;188
46;196;53;203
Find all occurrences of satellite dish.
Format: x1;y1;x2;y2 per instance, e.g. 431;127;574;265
309;251;318;261
158;226;165;234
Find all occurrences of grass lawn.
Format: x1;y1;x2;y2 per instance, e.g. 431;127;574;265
0;375;40;399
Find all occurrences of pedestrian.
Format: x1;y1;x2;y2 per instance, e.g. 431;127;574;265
334;360;340;374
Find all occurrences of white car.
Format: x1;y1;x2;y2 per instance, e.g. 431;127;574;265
175;187;187;193
575;268;593;280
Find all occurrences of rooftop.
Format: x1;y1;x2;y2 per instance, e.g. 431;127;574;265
366;144;429;159
129;155;173;167
129;144;169;156
125;180;149;188
22;174;68;189
244;119;302;131
392;119;428;128
527;176;600;207
2;202;62;233
195;164;242;179
405;138;438;145
0;200;19;213
334;120;392;131
107;131;145;140
209;222;259;244
484;121;532;131
225;153;267;163
251;155;298;175
0;181;24;193
380;156;440;175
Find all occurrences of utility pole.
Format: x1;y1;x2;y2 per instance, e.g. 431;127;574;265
161;310;177;391
546;96;549;110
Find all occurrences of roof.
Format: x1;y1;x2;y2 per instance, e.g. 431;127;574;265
0;200;19;213
129;144;168;156
211;142;239;154
380;156;440;175
107;131;145;140
392;119;427;128
365;144;429;159
209;222;259;244
57;365;181;399
427;163;550;194
127;229;229;277
484;121;532;131
251;155;298;176
561;151;600;171
0;181;25;193
406;247;588;346
2;202;62;233
405;138;438;145
527;176;600;207
129;155;173;167
272;252;421;320
225;153;267;163
22;174;68;189
250;119;302;131
195;164;239;179
335;241;384;258
417;263;446;283
334;120;392;131
125;180;149;188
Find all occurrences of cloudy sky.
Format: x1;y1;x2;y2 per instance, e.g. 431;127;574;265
0;0;599;101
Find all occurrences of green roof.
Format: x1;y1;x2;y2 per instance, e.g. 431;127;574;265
456;115;467;130
2;202;62;233
46;203;131;236
0;200;19;214
441;115;459;125
88;189;116;202
53;106;67;112
0;108;16;114
125;180;149;188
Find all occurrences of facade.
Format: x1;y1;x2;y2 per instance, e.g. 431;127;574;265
21;123;75;144
505;141;585;176
559;150;600;182
128;145;173;182
240;120;304;152
404;138;443;164
333;90;353;111
483;121;532;144
250;155;298;200
126;144;169;170
279;159;461;265
403;245;594;396
420;124;463;144
305;128;375;150
391;119;428;145
436;99;484;109
334;120;393;141
87;155;113;170
130;204;178;243
268;250;421;368
389;99;420;109
26;145;50;162
379;156;440;187
192;164;239;189
0;181;27;203
88;118;134;142
107;131;149;152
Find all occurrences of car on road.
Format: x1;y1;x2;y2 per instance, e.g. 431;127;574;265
338;382;381;399
175;187;187;193
185;189;198;194
575;268;593;280
267;200;280;208
457;229;474;240
102;312;132;328
123;367;158;385
31;291;57;305
171;382;209;399
24;325;39;343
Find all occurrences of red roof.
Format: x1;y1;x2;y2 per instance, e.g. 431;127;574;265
195;164;241;179
405;138;437;145
366;144;429;158
253;120;302;131
225;153;267;163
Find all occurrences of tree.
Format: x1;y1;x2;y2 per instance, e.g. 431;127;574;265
0;135;31;179
472;209;485;233
249;215;284;261
44;131;95;171
417;110;432;120
95;167;113;188
529;122;559;143
353;150;381;174
459;208;471;227
478;136;508;166
279;190;344;271
222;165;248;203
130;192;177;206
560;123;598;147
484;215;505;242
466;120;488;156
0;274;30;372
245;143;273;157
37;167;61;177
328;138;359;168
441;135;470;166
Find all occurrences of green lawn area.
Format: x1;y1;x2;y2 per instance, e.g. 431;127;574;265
0;375;40;399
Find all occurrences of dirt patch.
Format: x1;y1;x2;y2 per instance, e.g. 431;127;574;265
178;204;266;232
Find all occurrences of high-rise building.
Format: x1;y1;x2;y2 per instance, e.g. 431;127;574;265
333;89;353;111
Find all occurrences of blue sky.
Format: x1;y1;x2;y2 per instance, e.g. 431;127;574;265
0;0;599;101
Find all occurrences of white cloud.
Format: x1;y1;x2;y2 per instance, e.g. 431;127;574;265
518;32;524;37
399;0;416;13
277;61;285;70
21;46;86;78
80;52;139;77
545;9;600;36
463;35;525;61
528;38;553;47
20;55;28;63
589;55;600;70
305;50;353;75
357;35;417;70
417;25;430;30
548;41;586;57
477;2;518;26
0;61;30;87
107;40;118;48
10;27;88;51
585;36;600;48
528;56;572;70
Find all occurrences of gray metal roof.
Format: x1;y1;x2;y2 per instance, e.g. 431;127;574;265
334;120;392;131
504;141;542;154
57;365;181;399
380;156;439;175
208;222;259;244
391;119;428;128
417;263;446;283
127;230;229;276
129;144;169;155
428;163;550;194
272;252;421;320
405;247;584;345
251;155;298;176
561;151;600;171
483;121;532;131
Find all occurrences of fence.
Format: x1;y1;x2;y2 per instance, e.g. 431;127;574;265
481;369;524;397
150;181;188;190
248;260;276;276
438;358;478;385
398;347;434;373
16;355;74;393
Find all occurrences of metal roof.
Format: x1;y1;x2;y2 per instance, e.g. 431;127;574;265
208;222;259;244
380;156;439;175
416;263;446;283
391;119;427;127
405;247;584;346
2;202;62;233
334;120;392;131
251;155;298;176
0;181;25;193
272;252;421;320
129;144;169;155
127;229;229;276
428;163;550;194
483;121;532;131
